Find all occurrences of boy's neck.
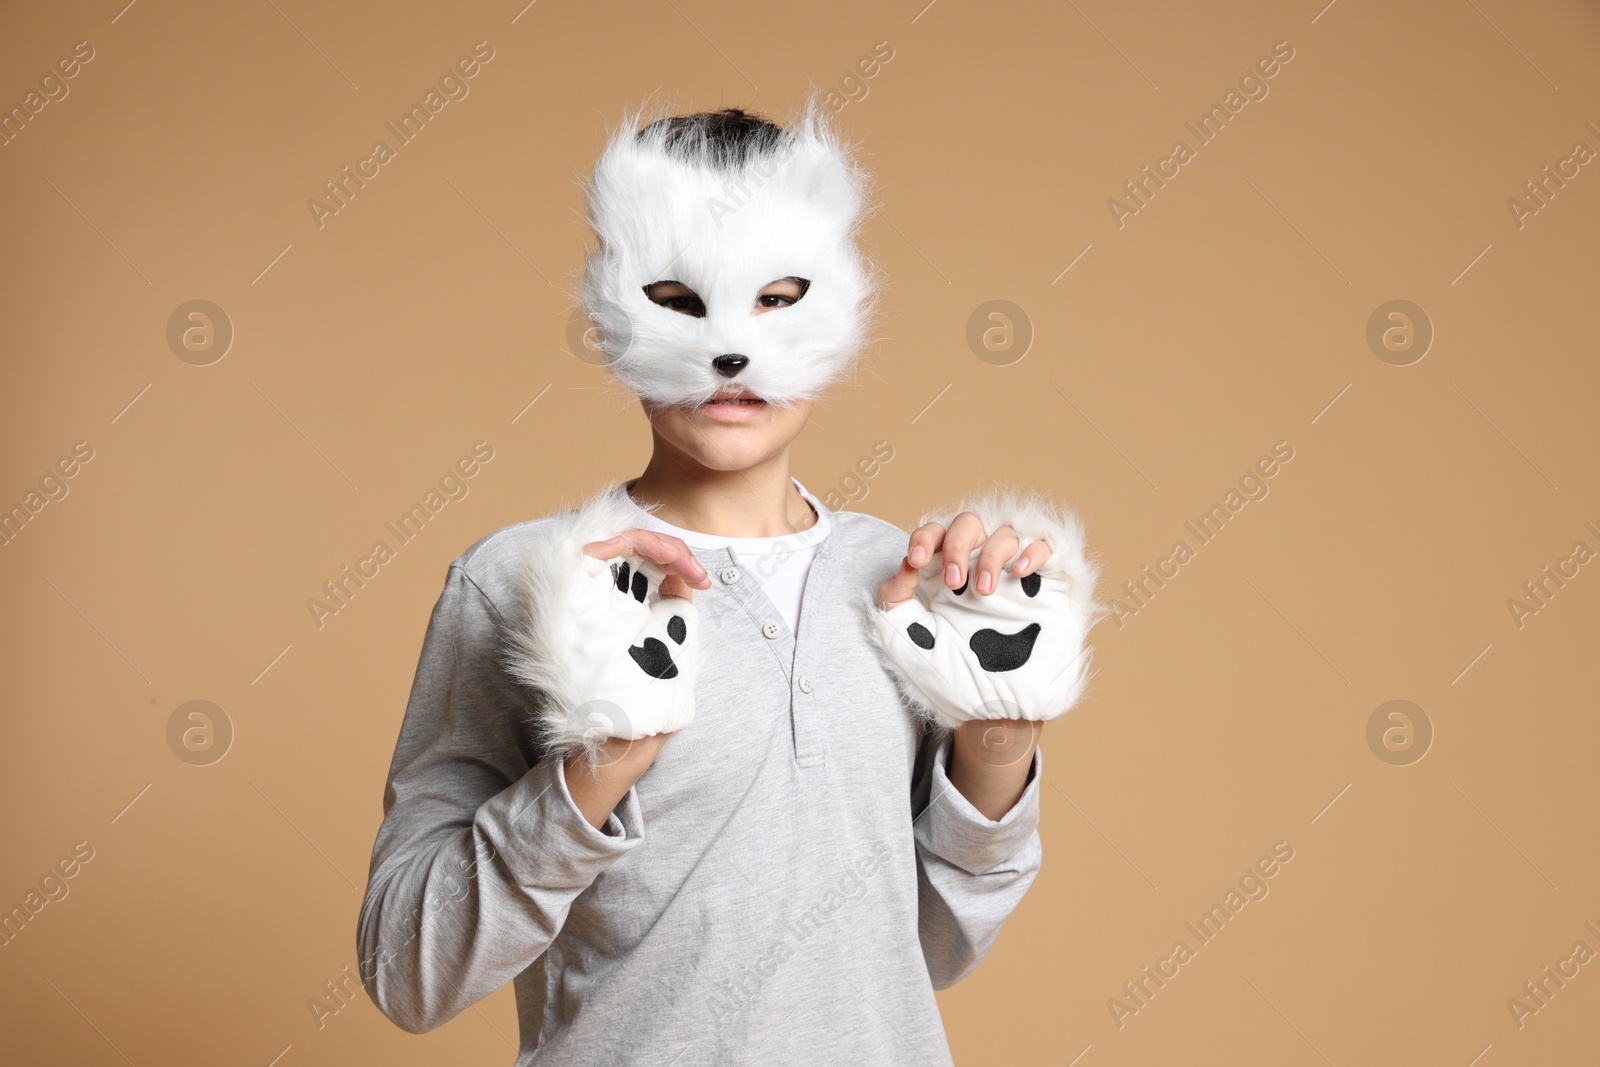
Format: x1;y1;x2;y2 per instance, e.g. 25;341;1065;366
628;448;817;539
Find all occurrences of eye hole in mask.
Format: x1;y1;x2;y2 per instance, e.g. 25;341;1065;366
643;280;707;318
756;276;809;311
642;276;811;318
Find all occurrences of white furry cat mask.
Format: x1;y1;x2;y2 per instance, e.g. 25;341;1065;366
578;104;878;409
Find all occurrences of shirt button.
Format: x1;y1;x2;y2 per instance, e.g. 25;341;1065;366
721;567;741;584
762;622;780;639
799;677;813;694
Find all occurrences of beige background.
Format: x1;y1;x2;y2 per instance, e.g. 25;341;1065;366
3;0;1598;1063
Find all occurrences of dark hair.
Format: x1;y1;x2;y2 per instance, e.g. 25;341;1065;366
639;107;789;169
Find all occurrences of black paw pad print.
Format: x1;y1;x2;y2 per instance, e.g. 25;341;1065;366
612;561;689;680
970;622;1040;672
901;568;1047;673
613;559;648;601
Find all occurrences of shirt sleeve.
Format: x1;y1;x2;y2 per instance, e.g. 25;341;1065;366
910;727;1043;989
356;561;644;1033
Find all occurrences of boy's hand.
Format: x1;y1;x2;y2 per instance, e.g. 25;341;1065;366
867;487;1101;730
507;486;712;763
876;512;1054;610
549;531;710;829
583;529;713;600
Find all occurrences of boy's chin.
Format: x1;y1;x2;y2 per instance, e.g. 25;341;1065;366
645;397;810;470
678;432;790;473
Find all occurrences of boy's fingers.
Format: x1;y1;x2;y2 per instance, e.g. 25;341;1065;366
658;572;694;602
974;527;1020;594
1011;540;1054;576
581;537;621;558
877;557;921;610
582;533;645;560
940;512;988;587
906;522;946;568
583;530;712;588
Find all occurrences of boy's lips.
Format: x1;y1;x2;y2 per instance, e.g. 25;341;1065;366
698;389;768;422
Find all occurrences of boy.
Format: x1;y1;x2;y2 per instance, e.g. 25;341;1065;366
357;103;1098;1065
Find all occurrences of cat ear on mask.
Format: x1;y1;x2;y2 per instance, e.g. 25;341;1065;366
768;100;873;230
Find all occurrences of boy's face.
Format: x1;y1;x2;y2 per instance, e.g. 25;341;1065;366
640;276;814;471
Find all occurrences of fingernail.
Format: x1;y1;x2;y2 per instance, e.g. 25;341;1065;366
1014;557;1030;574
977;570;993;594
600;536;622;545
910;546;927;565
945;563;960;586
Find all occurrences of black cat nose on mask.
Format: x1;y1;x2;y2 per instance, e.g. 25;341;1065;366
578;102;878;410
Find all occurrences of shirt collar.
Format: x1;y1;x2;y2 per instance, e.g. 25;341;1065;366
615;476;838;559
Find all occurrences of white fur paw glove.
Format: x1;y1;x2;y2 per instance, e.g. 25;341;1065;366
506;482;701;757
867;488;1101;729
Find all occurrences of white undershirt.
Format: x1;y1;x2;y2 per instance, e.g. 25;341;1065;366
616;477;830;634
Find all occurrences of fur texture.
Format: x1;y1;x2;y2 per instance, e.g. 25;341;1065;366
578;99;881;409
504;482;701;759
865;486;1103;728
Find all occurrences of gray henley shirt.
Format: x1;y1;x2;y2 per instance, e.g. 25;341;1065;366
356;485;1045;1065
